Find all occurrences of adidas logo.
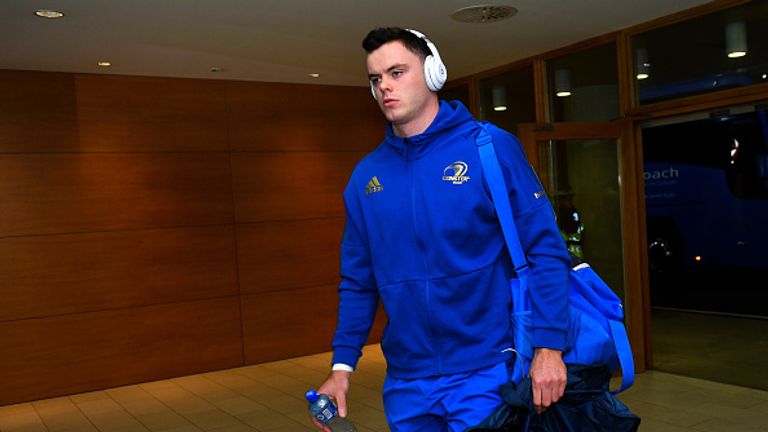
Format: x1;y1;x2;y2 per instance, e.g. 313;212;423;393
365;176;384;195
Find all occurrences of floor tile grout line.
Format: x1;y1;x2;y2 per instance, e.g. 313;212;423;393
75;392;151;432
176;369;304;429
274;355;387;407
197;367;316;429
130;384;212;431
28;402;51;432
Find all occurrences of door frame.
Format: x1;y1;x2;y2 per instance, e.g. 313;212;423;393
517;121;651;373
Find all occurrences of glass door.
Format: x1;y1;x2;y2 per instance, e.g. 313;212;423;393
641;103;768;390
539;137;625;297
518;121;648;371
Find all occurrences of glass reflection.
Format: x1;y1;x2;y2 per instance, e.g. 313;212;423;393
478;65;535;134
546;43;619;122
632;1;768;105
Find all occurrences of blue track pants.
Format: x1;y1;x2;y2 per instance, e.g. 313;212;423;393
383;361;509;432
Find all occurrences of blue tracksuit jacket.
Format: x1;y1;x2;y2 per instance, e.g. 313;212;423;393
332;100;570;379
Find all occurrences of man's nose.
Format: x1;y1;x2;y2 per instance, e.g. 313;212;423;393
377;76;392;93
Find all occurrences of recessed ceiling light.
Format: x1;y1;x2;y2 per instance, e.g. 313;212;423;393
35;9;64;19
308;73;321;78
97;61;111;67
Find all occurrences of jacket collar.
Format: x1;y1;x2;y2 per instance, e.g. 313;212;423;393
385;100;474;160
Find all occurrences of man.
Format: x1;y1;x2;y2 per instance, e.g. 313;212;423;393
313;27;570;432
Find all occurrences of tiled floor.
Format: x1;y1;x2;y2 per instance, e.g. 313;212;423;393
652;309;768;391
2;344;768;432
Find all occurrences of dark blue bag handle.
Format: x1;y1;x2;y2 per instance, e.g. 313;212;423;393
475;123;634;394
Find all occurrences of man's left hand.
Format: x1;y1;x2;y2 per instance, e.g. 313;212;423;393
529;347;567;414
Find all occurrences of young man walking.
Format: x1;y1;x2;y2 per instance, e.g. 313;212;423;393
313;27;570;432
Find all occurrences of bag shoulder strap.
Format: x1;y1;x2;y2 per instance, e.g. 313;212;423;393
475;123;528;276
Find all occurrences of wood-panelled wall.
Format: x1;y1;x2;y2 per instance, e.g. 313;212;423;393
0;70;385;405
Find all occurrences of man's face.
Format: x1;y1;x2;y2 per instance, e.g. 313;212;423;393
366;40;434;134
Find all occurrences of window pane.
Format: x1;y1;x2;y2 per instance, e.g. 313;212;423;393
538;138;625;300
478;65;535;134
632;1;768;105
546;43;619;122
439;83;470;109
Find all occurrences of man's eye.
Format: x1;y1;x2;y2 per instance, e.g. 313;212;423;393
370;77;381;85
392;71;403;78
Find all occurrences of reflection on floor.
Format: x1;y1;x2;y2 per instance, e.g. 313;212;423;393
652;308;768;391
2;344;768;431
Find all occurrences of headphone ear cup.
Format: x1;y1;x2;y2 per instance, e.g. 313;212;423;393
434;58;447;90
423;55;438;91
422;55;447;92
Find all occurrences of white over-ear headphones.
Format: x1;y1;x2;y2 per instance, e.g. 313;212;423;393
407;29;448;92
370;28;448;99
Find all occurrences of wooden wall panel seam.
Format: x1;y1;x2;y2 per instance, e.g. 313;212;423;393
238;282;343;297
223;90;248;365
235;215;344;226
0;150;233;155
0;294;242;325
0;222;236;241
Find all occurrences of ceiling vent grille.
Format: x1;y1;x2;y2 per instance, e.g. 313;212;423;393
451;5;518;23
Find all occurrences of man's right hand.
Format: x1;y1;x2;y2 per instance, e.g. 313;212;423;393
310;370;352;431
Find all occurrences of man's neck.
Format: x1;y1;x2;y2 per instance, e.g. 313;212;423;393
393;97;441;138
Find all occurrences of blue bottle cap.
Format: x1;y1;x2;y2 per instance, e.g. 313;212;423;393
305;389;319;402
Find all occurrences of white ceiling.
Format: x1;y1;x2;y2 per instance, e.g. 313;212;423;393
1;0;713;87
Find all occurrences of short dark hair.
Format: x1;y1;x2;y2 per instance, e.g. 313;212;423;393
362;27;432;60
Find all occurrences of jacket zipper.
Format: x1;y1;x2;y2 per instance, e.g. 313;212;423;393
405;138;442;374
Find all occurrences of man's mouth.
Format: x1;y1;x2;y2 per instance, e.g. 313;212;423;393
383;97;398;107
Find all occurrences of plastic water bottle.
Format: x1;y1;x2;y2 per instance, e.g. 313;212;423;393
305;389;357;432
